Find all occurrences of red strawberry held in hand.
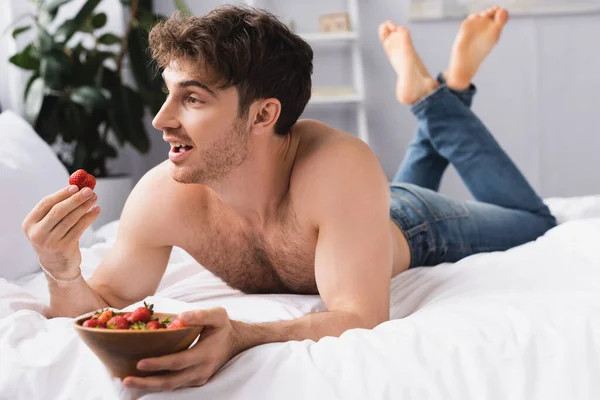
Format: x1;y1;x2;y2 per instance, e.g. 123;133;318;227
107;316;130;330
83;174;96;190
130;302;154;323
69;169;96;190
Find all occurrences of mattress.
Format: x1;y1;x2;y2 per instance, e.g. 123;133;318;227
1;196;599;400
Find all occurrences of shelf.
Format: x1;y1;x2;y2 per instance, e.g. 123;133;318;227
298;31;358;45
308;86;363;105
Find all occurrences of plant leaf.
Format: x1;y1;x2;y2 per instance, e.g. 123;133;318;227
138;0;154;11
9;44;40;70
37;27;55;54
138;87;165;116
108;84;150;153
127;26;164;113
91;12;107;29
127;26;152;88
55;19;75;42
24;77;46;124
12;26;31;39
58;101;84;142
60;0;102;44
24;73;41;102
39;9;59;25
34;95;61;144
121;86;150;153
40;49;71;89
43;0;73;13
136;9;160;31
97;33;122;45
71;86;110;113
101;142;118;158
174;0;192;17
72;141;87;171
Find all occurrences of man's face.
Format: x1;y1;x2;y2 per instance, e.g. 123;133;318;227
152;64;249;185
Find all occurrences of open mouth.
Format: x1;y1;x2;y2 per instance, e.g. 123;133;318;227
168;143;194;162
172;144;193;153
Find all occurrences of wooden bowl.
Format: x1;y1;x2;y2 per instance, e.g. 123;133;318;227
74;310;203;379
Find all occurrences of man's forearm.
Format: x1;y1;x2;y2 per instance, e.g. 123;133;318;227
47;277;109;318
232;310;377;354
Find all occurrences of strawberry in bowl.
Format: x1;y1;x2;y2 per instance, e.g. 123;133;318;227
74;303;202;378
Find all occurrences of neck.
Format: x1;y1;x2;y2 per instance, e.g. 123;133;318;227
209;130;299;227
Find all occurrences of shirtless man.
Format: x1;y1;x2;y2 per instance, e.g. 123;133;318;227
22;5;555;390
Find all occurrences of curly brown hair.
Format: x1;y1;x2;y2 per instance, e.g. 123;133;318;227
148;5;314;135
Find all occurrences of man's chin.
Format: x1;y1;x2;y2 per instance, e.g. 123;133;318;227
169;164;198;184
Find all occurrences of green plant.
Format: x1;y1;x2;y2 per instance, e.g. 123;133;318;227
7;0;192;177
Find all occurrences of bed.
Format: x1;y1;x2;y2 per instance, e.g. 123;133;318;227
2;111;600;400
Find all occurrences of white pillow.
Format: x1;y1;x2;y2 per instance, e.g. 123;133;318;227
0;111;94;280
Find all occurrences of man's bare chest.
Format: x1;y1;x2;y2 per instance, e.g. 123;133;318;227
175;210;318;295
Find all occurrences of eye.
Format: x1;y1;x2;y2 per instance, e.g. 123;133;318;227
186;96;203;105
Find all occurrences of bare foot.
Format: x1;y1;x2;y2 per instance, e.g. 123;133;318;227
378;21;439;105
445;6;509;90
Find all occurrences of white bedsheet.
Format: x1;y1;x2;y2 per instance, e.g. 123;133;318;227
1;197;600;400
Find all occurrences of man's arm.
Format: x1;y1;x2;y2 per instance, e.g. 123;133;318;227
48;168;174;317
235;138;393;347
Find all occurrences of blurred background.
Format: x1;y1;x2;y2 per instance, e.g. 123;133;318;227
1;0;599;207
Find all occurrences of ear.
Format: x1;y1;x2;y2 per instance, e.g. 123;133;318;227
251;98;281;133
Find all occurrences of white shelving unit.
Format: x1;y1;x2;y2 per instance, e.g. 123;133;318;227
242;0;369;144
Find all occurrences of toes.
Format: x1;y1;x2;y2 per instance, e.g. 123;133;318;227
378;20;396;42
378;23;390;42
482;7;496;18
386;21;399;34
393;25;410;37
494;8;509;25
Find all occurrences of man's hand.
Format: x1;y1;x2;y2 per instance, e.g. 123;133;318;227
22;185;100;280
123;307;241;391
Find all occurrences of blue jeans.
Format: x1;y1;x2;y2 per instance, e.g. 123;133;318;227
390;75;556;268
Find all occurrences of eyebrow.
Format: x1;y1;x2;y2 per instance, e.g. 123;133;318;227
178;80;217;97
161;73;217;98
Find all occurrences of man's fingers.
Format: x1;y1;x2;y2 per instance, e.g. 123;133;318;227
36;187;95;236
123;366;206;391
138;345;203;372
50;194;98;240
61;205;100;243
23;186;79;229
180;307;228;327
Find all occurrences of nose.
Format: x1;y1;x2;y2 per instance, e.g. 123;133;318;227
152;98;180;132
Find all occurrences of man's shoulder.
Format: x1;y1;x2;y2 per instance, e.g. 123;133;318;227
291;120;388;220
293;119;380;183
119;161;210;244
130;161;176;208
